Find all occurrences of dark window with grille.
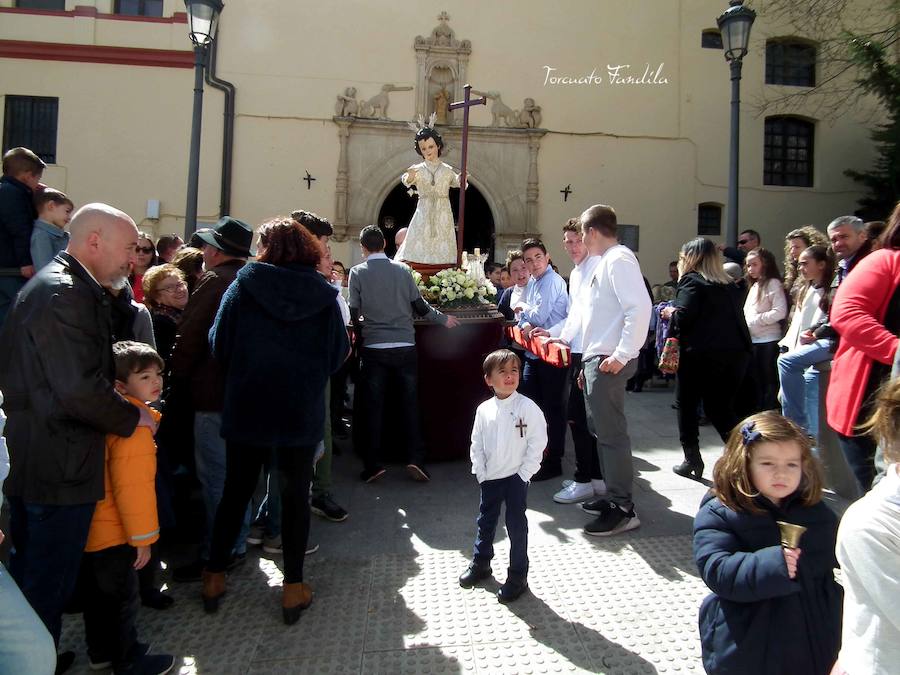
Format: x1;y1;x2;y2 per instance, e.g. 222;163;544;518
617;224;639;252
764;116;814;187
697;204;722;236
701;30;723;49
2;96;58;164
766;41;816;86
15;1;66;9
114;0;163;16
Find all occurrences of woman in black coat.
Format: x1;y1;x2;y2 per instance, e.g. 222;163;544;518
664;238;751;479
201;218;349;625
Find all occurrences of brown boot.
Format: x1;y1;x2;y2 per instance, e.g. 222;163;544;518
282;582;313;625
201;570;226;614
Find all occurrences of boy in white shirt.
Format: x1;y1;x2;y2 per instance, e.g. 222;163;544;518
459;349;547;603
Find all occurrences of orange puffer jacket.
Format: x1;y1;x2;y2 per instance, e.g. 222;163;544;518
85;396;160;553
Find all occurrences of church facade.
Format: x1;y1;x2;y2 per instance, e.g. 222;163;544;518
0;0;890;279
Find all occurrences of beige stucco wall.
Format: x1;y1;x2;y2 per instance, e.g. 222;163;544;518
0;0;891;283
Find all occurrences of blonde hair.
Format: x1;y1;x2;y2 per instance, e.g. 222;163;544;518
678;237;732;285
713;411;824;514
859;378;900;464
142;263;186;310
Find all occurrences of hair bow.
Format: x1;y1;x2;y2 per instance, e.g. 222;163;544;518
740;421;761;446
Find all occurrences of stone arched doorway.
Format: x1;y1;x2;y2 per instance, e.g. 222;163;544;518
377;183;495;260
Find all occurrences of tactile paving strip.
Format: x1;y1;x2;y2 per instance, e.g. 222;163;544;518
59;535;707;674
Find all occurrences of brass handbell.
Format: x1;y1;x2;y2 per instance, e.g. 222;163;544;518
777;521;807;549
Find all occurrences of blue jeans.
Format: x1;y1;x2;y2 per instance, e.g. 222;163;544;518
0;562;56;675
777;340;832;437
473;474;529;578
193;412;249;559
250;448;282;539
7;498;96;646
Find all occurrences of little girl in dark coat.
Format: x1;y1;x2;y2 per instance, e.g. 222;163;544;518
693;411;842;674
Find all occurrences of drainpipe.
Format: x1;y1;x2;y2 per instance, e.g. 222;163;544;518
204;35;236;218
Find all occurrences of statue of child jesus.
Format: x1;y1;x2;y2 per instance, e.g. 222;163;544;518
396;118;461;266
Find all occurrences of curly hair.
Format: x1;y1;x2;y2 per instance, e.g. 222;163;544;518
413;127;444;157
713;411;824;514
257;217;321;267
783;226;830;296
141;263;186;310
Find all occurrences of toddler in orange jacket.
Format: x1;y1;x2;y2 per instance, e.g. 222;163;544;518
80;341;174;674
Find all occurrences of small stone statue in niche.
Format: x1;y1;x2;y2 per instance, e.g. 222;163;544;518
433;88;450;125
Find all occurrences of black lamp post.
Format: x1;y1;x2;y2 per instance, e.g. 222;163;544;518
717;0;756;248
184;0;224;239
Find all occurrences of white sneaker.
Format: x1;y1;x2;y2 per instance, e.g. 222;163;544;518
592;479;608;496
561;479;573;488
553;481;595;504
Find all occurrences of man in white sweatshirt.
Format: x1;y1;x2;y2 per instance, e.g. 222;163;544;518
576;205;651;537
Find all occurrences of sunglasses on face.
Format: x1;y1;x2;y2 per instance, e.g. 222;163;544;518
738;239;750;245
136;246;154;254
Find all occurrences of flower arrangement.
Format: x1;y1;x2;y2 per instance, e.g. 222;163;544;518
402;264;496;308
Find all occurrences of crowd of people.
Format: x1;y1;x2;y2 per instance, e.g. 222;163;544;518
0;142;898;674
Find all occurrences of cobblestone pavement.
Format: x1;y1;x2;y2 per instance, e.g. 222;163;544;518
62;382;724;674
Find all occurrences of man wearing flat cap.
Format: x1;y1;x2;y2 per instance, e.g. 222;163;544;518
170;217;255;581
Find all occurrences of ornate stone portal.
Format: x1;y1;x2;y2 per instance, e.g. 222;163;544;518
331;12;545;256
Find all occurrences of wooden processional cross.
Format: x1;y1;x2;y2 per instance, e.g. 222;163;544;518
449;84;486;267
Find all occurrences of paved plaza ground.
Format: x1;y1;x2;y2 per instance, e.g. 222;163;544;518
61;380;724;674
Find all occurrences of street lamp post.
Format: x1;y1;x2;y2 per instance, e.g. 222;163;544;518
717;0;756;248
184;0;224;240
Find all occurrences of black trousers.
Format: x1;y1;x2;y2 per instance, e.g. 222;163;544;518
79;544;139;667
749;340;781;412
520;357;569;466
677;350;750;452
569;354;602;482
209;442;317;584
358;346;425;470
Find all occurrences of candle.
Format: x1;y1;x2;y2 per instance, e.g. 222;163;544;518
474;247;480;257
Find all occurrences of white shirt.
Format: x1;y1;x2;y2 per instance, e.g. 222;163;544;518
579;245;651;365
470;391;547;483
836;464;900;674
744;278;787;344
547;254;601;353
780;284;826;351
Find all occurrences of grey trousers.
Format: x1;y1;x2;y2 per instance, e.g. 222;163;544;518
583;357;637;511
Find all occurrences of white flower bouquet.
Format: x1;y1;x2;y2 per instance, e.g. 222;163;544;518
409;266;496;308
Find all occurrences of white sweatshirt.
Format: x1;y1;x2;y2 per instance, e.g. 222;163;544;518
836;464;900;674
744;278;787;343
780;284;826;351
469;391;547;483
579;245;652;365
547;254;601;353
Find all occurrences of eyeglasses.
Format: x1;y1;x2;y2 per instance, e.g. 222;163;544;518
136;246;155;254
157;281;187;293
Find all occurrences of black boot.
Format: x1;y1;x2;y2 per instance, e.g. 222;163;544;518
673;448;704;480
497;574;528;604
459;560;493;588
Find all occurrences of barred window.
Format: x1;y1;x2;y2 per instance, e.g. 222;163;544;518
701;30;723;49
766;41;816;87
15;1;66;9
114;0;164;17
2;96;59;164
764;117;814;187
697;203;722;236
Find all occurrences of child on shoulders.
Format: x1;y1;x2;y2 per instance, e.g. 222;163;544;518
693;411;841;674
80;341;174;674
30;187;73;272
459;349;547;603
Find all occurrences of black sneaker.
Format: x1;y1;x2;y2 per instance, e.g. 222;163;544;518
406;464;431;482
311;493;349;522
172;559;206;583
580;498;610;516
90;641;152;671
530;462;562;482
140;589;174;610
360;467;386;483
114;653;175;675
584;503;640;537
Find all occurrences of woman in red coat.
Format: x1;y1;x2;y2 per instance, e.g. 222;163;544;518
827;202;900;491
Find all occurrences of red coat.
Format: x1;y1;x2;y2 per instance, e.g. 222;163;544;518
827;249;900;436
